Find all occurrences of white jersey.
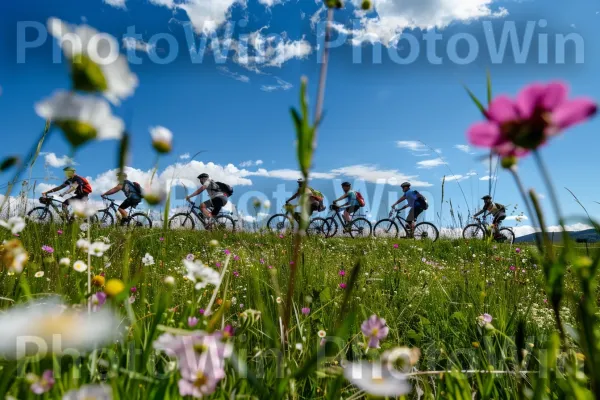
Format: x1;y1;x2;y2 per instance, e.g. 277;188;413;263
204;180;225;199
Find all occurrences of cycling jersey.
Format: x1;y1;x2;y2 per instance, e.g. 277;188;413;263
63;176;88;197
122;180;141;201
346;190;360;207
204;180;226;199
404;190;419;208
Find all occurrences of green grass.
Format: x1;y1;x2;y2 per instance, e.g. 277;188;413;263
0;222;591;399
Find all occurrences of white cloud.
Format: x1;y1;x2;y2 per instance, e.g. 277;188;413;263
396;141;427;152
348;0;508;46
455;144;474;154
444;174;469;182
239;160;264;167
512;223;593;238
479;175;497;181
180;153;191;160
43;153;76;168
248;169;336;180
122;37;155;53
217;66;250;83
417;158;446;169
233;31;312;71
330;165;432;187
506;215;528;221
177;0;241;34
149;0;174;7
257;0;286;7
104;0;126;8
261;77;293;92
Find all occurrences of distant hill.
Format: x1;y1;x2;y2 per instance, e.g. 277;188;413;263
515;229;600;243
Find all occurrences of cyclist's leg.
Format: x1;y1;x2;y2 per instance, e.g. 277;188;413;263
406;208;416;231
493;213;506;237
200;199;213;219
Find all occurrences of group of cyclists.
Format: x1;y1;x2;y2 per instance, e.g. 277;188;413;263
40;166;508;238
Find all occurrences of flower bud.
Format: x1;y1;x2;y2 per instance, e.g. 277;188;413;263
71;54;108;94
361;0;371;10
150;126;173;154
501;156;517;169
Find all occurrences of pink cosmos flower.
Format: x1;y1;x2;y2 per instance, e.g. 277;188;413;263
259;258;265;264
289;261;294;265
159;237;165;242
279;234;284;239
339;270;346;276
215;262;222;268
188;317;199;327
224;249;231;255
30;370;55;394
268;265;273;269
393;244;399;249
339;283;347;289
130;286;137;293
468;81;597;157
233;271;239;278
41;245;54;254
233;255;240;261
301;307;310;315
361;315;389;348
509;265;516;271
515;248;521;254
199;309;205;315
57;230;63;235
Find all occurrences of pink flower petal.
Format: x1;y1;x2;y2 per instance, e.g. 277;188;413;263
467;121;502;147
516;83;545;119
487;96;519;123
551;98;597;131
541;81;569;111
494;142;530;158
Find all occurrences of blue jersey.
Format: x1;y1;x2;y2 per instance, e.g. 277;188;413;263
346;190;359;207
404;190;419;208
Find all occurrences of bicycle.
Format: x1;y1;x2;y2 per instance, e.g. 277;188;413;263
373;208;439;241
323;204;372;238
28;195;96;225
169;200;236;232
95;197;153;228
266;205;329;237
462;216;515;244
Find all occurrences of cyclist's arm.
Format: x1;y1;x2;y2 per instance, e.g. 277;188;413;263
398;205;409;211
391;195;406;209
333;193;348;203
187;186;206;200
286;191;299;204
102;185;123;197
43;183;67;196
62;183;78;196
473;209;484;217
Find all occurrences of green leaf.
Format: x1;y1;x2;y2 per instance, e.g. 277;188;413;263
486;69;493;106
0;156;19;172
319;287;331;303
464;85;487;116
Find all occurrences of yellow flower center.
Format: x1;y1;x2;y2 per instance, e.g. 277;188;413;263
371;328;379;336
193;372;208;387
193;343;208;354
71;54;108;93
55;120;97;148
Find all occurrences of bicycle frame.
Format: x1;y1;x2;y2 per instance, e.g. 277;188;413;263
327;205;363;228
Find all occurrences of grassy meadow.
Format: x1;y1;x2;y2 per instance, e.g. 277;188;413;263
0;221;593;399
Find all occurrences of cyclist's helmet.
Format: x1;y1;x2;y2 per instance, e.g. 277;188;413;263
341;181;351;187
197;173;209;180
63;166;76;172
297;178;304;185
482;195;492;201
401;182;411;188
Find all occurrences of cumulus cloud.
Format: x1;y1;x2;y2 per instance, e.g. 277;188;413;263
232;31;312;71
104;0;126;8
455;144;474;154
248;169;336;180
177;0;241;34
122;37;155;53
239;160;264;167
417;158;446;169
257;0;286;6
330;165;432;187
43;153;76;168
396;141;427;152
348;0;508;46
180;153;191;160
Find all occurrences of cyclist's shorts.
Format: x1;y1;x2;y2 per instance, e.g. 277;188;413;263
407;205;425;222
204;196;228;216
346;205;360;214
64;194;88;206
120;197;141;210
309;199;320;214
493;212;506;225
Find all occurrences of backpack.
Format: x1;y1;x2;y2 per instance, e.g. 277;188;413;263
78;176;93;194
414;191;429;210
216;181;234;197
309;188;324;201
355;191;366;207
132;182;143;196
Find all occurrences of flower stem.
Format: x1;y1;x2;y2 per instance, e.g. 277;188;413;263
508;167;542;253
533;151;565;230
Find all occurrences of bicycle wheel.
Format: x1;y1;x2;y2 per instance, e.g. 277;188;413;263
27;207;53;224
373;219;399;238
127;213;153;228
214;215;236;232
324;218;338;238
463;224;485;240
349;218;372;238
94;210;114;228
497;228;515;244
413;222;439;242
307;217;329;237
169;213;195;230
266;214;294;234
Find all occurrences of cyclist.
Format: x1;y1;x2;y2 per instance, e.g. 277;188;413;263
391;182;427;234
185;173;228;225
285;178;323;219
42;166;93;214
101;172;142;225
333;182;360;229
473;195;506;239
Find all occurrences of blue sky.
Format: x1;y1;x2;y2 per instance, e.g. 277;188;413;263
1;0;598;233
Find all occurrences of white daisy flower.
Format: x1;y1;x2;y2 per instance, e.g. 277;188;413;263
63;384;113;400
0;217;26;235
59;258;71;266
47;17;138;105
88;242;110;257
73;261;88;272
318;330;327;338
76;239;90;251
183;259;220;290
143;183;167;206
70;199;99;218
142;253;155;266
0;299;120;359
163;276;175;286
34;271;45;278
35;91;124;147
343;361;411;397
149;126;173;154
